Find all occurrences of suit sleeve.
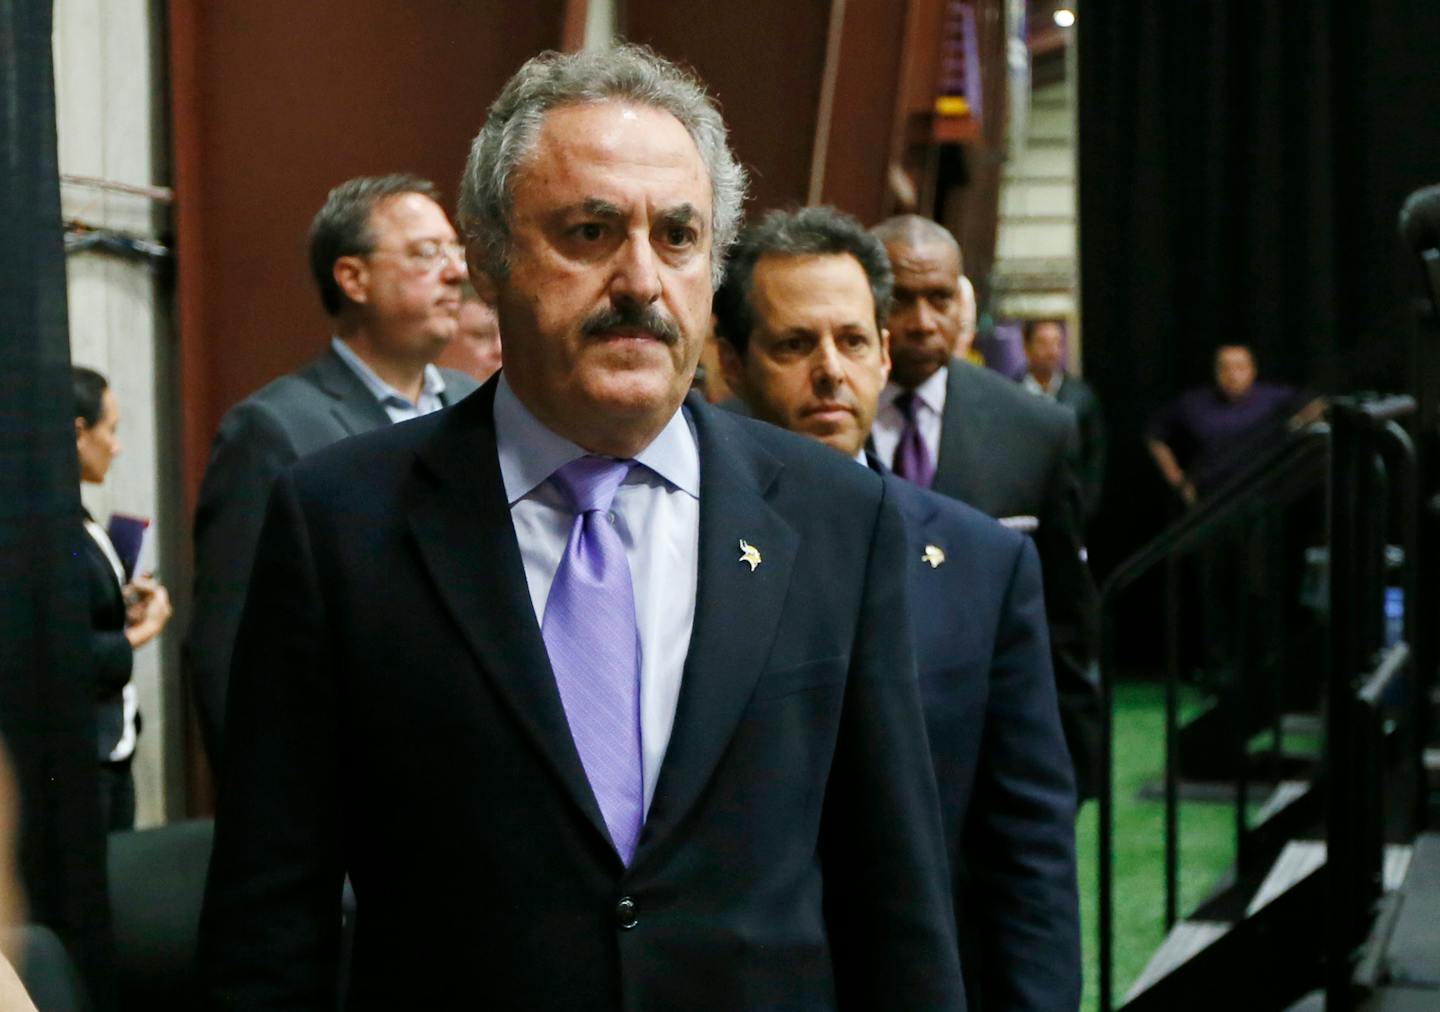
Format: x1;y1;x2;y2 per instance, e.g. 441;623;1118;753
969;537;1082;1010
1035;417;1103;800
93;630;133;696
184;402;300;763
821;482;967;1011
197;468;344;1009
1079;390;1106;523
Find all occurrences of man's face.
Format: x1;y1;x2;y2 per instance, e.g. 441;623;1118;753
436;299;503;383
341;192;465;362
720;253;890;458
883;239;963;390
1215;346;1256;400
1025;321;1065;377
475;101;714;454
956;275;977;357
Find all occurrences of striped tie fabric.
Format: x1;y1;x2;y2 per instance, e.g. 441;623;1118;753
541;455;644;864
892;391;935;489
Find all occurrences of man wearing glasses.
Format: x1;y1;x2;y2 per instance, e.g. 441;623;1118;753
185;174;480;767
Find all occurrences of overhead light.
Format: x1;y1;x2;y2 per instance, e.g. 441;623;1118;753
1054;8;1076;28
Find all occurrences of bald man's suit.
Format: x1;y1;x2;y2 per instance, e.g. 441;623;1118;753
928;359;1101;799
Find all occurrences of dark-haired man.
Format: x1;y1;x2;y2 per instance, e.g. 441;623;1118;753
1022;318;1105;522
870;214;1102;800
200;48;963;1010
717;205;1080;1012
185;174;479;763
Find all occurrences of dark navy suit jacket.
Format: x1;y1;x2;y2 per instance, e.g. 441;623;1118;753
876;459;1082;1011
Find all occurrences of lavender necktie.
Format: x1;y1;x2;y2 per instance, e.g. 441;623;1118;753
542;455;644;865
892;391;935;488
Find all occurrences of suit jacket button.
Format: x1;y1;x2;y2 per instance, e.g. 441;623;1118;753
615;896;638;930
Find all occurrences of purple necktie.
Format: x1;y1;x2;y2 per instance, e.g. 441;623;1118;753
892;391;935;488
542;456;644;865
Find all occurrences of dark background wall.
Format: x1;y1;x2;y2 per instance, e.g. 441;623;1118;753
1078;0;1440;578
624;0;833;217
168;0;567;505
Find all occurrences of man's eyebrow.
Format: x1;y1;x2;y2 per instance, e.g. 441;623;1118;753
578;198;625;219
657;203;703;230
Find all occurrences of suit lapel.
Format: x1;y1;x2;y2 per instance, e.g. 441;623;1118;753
307;347;394;435
404;383;614;853
933;359;995;507
638;401;799;859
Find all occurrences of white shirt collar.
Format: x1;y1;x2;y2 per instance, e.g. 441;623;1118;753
331;336;446;408
493;373;700;505
1022;371;1064;397
882;363;950;416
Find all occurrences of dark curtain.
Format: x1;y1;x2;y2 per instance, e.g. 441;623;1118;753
1078;0;1440;581
0;0;115;1003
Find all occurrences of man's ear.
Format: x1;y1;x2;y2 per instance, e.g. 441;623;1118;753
333;256;369;306
469;264;500;308
715;334;748;398
878;327;892;385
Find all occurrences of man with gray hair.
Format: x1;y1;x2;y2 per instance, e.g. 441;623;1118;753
200;46;965;1010
185;174;479;766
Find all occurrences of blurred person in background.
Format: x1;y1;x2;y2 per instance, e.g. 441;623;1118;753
1021;319;1105;523
1146;343;1316;505
184;174;480;768
435;280;503;384
955;274;983;365
73;366;172;832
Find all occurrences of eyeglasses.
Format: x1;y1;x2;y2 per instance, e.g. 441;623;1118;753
366;240;466;274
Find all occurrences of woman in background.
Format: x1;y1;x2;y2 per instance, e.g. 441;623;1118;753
73;367;171;831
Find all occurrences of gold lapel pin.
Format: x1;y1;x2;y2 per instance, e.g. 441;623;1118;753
738;539;762;572
922;544;946;569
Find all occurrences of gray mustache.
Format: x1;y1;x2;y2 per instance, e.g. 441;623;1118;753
581;303;681;344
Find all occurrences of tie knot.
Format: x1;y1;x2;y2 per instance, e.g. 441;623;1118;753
894;390;921;421
550;456;635;514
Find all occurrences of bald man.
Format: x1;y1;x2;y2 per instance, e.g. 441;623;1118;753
869;215;1102;801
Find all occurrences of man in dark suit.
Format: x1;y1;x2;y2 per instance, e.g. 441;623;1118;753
1021;318;1106;523
869;215;1102;800
184;174;480;763
198;46;964;1010
716;206;1081;1011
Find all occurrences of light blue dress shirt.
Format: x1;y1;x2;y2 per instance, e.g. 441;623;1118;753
493;374;701;814
330;336;447;422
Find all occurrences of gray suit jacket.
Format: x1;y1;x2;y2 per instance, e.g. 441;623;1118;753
184;348;479;763
928;360;1103;799
1054;374;1106;523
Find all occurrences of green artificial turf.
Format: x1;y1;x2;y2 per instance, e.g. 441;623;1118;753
1075;681;1240;1010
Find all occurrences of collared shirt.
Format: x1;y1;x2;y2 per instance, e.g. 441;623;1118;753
1145;381;1300;494
494;374;701;814
871;365;949;474
1022;371;1064;397
84;517;139;763
330;336;447;423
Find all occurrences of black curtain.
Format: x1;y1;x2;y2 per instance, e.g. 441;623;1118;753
1078;0;1440;581
0;0;115;1003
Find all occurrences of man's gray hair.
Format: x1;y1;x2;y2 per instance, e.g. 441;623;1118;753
714;206;894;356
457;44;747;288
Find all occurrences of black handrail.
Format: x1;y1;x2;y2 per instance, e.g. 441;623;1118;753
1097;422;1330;1011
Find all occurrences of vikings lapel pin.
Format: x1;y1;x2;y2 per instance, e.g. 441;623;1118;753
738;539;762;572
922;544;946;569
